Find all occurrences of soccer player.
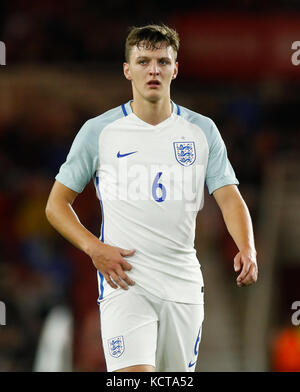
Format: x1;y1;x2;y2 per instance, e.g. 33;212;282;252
45;24;258;372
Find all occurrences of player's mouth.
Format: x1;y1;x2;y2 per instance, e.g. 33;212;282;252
147;80;161;88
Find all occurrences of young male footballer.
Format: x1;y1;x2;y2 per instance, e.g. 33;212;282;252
45;24;258;372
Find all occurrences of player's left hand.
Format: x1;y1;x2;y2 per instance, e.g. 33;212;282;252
234;249;258;287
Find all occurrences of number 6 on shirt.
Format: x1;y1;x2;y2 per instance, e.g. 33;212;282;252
152;172;166;202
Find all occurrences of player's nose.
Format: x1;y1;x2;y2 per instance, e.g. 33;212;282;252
149;61;159;75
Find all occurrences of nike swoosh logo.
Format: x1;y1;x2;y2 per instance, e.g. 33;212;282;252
117;151;138;158
188;361;197;368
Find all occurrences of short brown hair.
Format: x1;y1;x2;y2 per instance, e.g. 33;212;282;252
125;24;180;62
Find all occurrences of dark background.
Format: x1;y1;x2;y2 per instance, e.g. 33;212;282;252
0;0;300;372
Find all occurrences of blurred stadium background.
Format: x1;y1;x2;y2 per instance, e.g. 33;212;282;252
0;0;300;372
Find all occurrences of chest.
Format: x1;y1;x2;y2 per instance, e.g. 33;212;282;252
98;118;209;169
97;118;208;203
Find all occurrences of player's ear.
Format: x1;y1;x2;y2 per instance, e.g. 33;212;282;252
172;61;178;80
123;62;132;81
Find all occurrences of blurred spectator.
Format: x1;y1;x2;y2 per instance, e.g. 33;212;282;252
75;308;106;372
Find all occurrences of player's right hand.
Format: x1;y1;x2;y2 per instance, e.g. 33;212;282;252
89;243;135;290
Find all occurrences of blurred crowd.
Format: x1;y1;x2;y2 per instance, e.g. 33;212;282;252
1;0;300;372
2;0;300;64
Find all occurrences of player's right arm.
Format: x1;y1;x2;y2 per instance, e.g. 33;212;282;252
45;180;135;290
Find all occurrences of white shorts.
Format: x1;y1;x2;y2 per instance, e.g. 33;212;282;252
99;284;204;372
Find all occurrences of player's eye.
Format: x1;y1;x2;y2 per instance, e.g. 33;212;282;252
138;59;147;64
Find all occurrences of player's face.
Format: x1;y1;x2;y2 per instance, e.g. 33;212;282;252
123;41;178;103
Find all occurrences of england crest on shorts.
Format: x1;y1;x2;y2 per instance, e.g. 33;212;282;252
173;141;196;166
108;335;125;358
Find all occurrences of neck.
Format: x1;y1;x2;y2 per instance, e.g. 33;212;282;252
130;95;172;126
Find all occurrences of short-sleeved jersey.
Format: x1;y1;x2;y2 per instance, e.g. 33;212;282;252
56;100;239;304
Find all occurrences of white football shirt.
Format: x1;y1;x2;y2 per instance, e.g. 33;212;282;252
56;100;239;304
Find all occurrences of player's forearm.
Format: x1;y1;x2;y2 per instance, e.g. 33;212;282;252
45;200;101;257
221;198;256;254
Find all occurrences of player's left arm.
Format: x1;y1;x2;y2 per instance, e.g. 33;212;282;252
213;184;258;287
